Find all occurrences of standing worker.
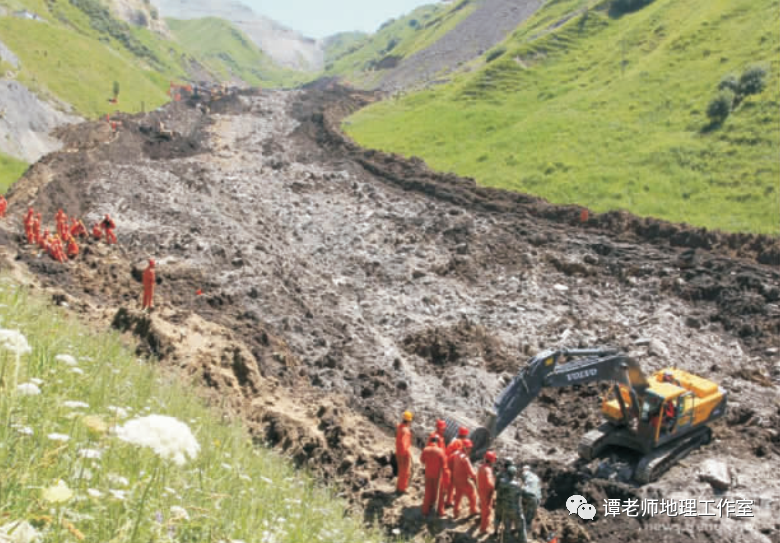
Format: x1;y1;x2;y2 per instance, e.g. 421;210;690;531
452;439;478;518
24;208;34;244
0;194;7;217
494;466;526;543
477;451;497;534
427;420;449;516
66;235;79;259
444;426;469;507
32;213;41;245
521;465;541;533
92;222;103;240
420;435;446;517
395;411;413;494
102;214;117;244
142;259;156;310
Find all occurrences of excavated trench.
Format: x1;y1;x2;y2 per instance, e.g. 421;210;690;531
1;85;779;543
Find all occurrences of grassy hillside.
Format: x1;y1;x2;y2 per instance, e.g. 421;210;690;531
0;281;394;543
0;152;28;194
167;17;309;88
325;0;479;87
347;0;780;234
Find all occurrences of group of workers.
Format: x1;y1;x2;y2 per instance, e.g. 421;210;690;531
396;412;544;542
18;207;118;263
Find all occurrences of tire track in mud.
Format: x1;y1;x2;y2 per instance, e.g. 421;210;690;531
2;86;778;542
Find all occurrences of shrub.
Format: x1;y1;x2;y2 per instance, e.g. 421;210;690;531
612;0;655;14
717;74;739;93
486;47;506;63
706;91;733;124
738;66;767;97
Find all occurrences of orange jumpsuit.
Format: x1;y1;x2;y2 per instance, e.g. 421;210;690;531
71;220;88;239
32;214;41;245
395;422;412;493
142;263;156;309
92;223;103;240
477;463;496;532
57;214;68;239
420;444;446;516
0;195;7;217
38;229;49;250
24;209;34;244
452;452;478;518
444;438;463;506
66;237;79;258
102;216;117;244
427;430;449;514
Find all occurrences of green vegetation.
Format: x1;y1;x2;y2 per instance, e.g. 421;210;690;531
347;0;780;234
0;152;28;194
167;18;308;88
325;0;478;87
0;281;392;543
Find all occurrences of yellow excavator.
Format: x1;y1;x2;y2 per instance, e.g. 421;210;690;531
446;347;727;483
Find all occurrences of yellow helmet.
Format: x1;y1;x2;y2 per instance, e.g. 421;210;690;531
403;411;413;422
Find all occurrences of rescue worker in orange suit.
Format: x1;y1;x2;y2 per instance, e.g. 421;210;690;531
38;228;50;250
32;213;41;245
24;208;34;244
51;236;67;263
92;222;103;240
0;194;7;218
427;420;449;516
420;435;446;517
142;259;156;310
395;411;413;494
477;451;497;533
444;426;469;507
452;439;478;518
70;218;88;239
66;236;79;259
57;212;68;240
102;214;117;244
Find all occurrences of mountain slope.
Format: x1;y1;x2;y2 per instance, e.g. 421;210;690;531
153;0;323;71
167;17;307;87
346;0;780;234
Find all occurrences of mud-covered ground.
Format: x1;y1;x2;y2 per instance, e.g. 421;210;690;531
2;85;779;543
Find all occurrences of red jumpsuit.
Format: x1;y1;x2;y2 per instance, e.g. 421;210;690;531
427;430;448;515
71;220;88;239
102;216;117;244
452;452;478;518
66;238;79;258
142;263;156;309
38;229;49;250
0;195;7;217
57;214;68;240
477;463;496;532
444;438;463;506
420;443;446;516
92;223;103;240
32;215;41;245
24;209;34;244
395;422;412;493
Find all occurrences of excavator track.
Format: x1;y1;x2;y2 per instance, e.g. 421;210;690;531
578;423;615;461
634;427;712;484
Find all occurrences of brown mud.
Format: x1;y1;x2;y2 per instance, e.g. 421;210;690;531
1;84;778;543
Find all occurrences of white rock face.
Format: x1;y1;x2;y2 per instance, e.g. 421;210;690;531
0;80;81;163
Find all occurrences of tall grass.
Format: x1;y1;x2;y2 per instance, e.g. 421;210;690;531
0;279;392;543
0;152;28;194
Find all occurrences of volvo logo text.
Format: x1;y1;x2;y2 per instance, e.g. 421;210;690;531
566;369;598;381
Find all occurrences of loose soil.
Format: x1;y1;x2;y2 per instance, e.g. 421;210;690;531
1;84;778;543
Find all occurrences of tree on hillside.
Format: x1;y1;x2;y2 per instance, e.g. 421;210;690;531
738;66;767;97
705;66;768;129
717;74;739;94
611;0;655;15
706;91;733;125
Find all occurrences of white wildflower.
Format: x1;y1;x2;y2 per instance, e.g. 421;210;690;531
108;474;129;487
78;448;102;460
55;354;78;366
47;433;70;443
0;329;32;356
221;463;232;470
16;383;41;396
86;488;102;498
70;367;84;375
62;401;89;409
260;476;273;484
15;426;33;436
170;506;189;521
0;520;40;543
29;378;44;386
108;489;127;501
115;415;200;466
239;474;252;482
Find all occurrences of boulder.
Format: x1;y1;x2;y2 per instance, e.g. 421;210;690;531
699;459;731;491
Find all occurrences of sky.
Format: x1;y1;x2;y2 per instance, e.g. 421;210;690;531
247;0;435;38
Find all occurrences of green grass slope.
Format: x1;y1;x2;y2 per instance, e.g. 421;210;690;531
0;152;28;194
0;0;192;117
0;281;393;543
167;17;309;88
325;0;478;87
347;0;780;234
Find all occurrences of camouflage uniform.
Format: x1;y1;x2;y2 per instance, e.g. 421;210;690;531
493;470;527;543
521;470;542;531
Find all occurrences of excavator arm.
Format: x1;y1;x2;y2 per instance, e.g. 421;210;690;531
451;347;650;457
